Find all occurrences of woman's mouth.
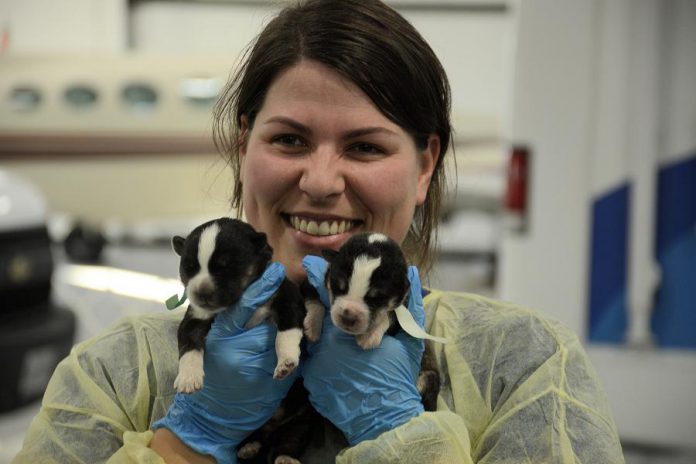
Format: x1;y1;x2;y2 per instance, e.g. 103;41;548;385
285;215;360;236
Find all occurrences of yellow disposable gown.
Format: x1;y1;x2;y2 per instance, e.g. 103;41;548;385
13;290;624;463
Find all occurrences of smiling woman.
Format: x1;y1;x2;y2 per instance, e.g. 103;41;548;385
237;60;440;281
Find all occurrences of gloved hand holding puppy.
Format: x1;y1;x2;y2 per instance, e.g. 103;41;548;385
154;255;427;463
301;255;427;446
153;263;302;463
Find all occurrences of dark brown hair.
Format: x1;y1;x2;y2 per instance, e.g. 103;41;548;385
213;0;452;275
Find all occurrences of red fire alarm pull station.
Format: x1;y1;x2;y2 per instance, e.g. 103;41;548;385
504;145;530;232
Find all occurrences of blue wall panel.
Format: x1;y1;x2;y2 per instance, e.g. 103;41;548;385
652;154;696;348
589;184;630;343
588;153;696;348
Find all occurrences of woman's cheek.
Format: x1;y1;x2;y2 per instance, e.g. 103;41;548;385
369;160;419;203
355;162;419;240
244;153;293;201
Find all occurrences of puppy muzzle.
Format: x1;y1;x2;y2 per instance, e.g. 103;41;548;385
330;297;371;334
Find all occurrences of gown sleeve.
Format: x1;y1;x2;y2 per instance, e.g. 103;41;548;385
13;312;181;464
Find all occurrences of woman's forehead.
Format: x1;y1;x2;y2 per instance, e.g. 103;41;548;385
255;61;409;140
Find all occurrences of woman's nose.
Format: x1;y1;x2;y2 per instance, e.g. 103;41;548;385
299;151;345;200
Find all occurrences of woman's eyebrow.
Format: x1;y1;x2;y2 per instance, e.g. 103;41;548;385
263;116;312;135
342;127;398;140
263;116;397;139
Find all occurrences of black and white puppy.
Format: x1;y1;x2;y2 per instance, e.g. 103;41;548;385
302;232;408;349
302;232;440;410
172;217;305;393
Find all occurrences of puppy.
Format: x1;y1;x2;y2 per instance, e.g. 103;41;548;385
172;217;305;393
303;232;408;348
302;232;440;410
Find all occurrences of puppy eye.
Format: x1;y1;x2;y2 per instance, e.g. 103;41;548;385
183;260;198;274
213;255;239;271
331;277;347;293
366;289;386;300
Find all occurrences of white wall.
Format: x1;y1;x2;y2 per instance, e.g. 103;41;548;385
402;10;513;139
660;0;696;165
499;0;696;448
132;1;513;140
131;2;277;57
0;0;127;54
498;0;595;336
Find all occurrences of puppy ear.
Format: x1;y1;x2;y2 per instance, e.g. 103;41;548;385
321;249;338;262
172;236;186;256
252;231;273;251
251;231;267;246
251;231;274;260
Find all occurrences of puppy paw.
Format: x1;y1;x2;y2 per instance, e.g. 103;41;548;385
356;332;383;350
303;300;325;342
174;350;204;393
174;371;203;393
237;441;262;459
273;358;298;380
274;455;301;464
274;328;302;379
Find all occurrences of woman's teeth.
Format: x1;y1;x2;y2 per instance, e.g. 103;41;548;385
289;216;354;236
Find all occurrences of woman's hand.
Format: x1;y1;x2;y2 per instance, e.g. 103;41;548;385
153;263;299;464
301;256;425;446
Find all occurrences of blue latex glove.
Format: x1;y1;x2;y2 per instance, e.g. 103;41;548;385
153;263;299;464
301;255;425;446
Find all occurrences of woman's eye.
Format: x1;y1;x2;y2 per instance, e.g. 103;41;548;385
272;134;307;149
348;142;385;156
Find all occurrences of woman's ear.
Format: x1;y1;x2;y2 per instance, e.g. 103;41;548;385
238;115;250;158
238;115;250;182
415;134;440;205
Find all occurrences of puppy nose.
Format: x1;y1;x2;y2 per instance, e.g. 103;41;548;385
197;281;213;294
194;285;214;304
195;290;212;303
340;312;358;327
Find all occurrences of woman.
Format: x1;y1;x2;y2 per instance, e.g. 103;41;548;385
14;1;624;463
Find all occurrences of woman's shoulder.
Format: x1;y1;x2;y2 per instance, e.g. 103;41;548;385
66;310;182;400
424;289;598;412
74;310;182;357
422;290;622;460
423;289;578;349
423;289;582;399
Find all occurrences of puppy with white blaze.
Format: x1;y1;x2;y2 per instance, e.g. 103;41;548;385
171;217;305;393
302;232;441;411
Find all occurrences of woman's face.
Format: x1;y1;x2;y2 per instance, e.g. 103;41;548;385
240;60;439;281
